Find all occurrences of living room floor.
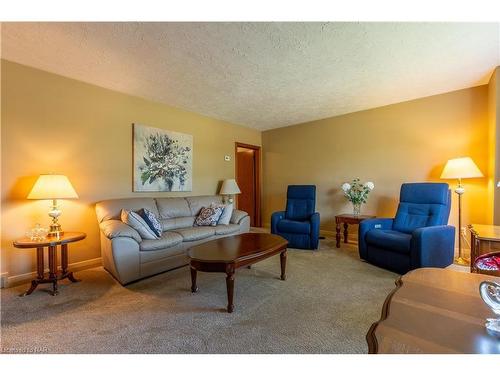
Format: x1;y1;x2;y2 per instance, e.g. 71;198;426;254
0;236;397;354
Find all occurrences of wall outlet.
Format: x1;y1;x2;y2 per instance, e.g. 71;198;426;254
224;155;231;161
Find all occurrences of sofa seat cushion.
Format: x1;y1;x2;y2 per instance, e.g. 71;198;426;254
171;227;215;241
215;224;240;235
140;232;183;251
277;219;311;234
365;229;412;254
140;245;186;264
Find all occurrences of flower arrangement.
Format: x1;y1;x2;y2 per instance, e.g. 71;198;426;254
341;178;375;216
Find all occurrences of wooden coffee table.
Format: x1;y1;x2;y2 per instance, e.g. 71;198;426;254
187;232;288;313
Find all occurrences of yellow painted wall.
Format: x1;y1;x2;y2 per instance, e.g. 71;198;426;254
488;67;500;224
1;60;261;278
262;86;491;254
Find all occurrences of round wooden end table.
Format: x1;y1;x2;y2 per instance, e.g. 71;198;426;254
13;231;86;296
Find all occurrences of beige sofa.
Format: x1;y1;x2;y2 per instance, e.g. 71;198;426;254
95;195;250;285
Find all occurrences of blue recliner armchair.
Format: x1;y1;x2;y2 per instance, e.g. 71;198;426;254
359;183;455;274
271;185;320;250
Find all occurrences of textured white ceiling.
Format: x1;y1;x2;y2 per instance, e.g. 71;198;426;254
2;22;500;130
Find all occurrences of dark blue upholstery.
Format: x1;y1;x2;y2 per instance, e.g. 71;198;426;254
271;185;320;250
358;183;455;274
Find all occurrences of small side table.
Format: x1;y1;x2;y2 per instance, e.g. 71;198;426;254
13;232;86;296
335;214;375;248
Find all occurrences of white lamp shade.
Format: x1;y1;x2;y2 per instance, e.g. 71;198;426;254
440;157;484;179
219;179;241;195
28;174;79;199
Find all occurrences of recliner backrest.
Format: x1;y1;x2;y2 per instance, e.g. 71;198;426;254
393;183;451;234
285;185;316;221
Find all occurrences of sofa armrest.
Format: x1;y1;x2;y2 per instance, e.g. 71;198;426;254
230;209;249;225
410;225;455;269
271;211;286;234
99;220;142;243
310;212;320;249
358;218;394;260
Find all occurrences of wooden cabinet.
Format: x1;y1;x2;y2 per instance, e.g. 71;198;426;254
468;224;500;272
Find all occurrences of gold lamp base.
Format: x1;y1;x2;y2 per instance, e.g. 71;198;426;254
454;256;470;266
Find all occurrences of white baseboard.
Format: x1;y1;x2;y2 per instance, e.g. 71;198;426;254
0;272;9;288
4;257;102;288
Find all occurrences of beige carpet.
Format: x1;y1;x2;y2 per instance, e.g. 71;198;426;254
0;238;397;354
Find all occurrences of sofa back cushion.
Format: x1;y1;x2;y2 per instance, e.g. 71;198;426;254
185;195;223;216
285;185;316;221
95;198;159;223
161;216;196;231
393;183;451;234
156;197;191;219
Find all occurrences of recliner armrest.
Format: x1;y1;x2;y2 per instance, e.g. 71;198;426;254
358;218;394;260
230;209;249;224
271;211;286;234
410;225;455;268
310;212;320;249
99;220;142;243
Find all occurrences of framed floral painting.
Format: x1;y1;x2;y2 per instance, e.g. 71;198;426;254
133;123;193;192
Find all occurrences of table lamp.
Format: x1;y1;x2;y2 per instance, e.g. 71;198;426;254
440;157;484;265
219;179;241;204
28;174;79;237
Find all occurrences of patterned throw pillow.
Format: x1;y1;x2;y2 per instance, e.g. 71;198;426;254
194;206;224;227
121;209;159;240
138;208;163;237
216;203;233;225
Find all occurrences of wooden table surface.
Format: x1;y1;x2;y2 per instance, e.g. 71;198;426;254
13;232;86;248
367;268;500;354
188;232;287;263
469;224;500;241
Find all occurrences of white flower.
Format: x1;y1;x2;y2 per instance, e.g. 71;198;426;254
364;181;375;190
341;183;351;192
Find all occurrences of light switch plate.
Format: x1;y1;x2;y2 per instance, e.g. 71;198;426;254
224;155;231;161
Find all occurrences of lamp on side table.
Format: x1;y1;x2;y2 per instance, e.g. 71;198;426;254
27;174;79;237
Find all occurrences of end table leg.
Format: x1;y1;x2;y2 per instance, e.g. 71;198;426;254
190;267;198;293
48;245;57;279
336;222;341;248
51;280;59;296
280;250;287;281
61;244;69;274
48;246;58;296
21;280;39;297
343;223;349;244
67;272;81;283
225;266;235;313
36;247;44;280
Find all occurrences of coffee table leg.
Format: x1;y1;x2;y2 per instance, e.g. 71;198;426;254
225;266;235;313
190;267;198;293
343;223;349;244
336;222;341;248
280;250;287;281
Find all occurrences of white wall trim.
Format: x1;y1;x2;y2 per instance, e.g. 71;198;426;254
0;272;9;288
4;257;102;288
